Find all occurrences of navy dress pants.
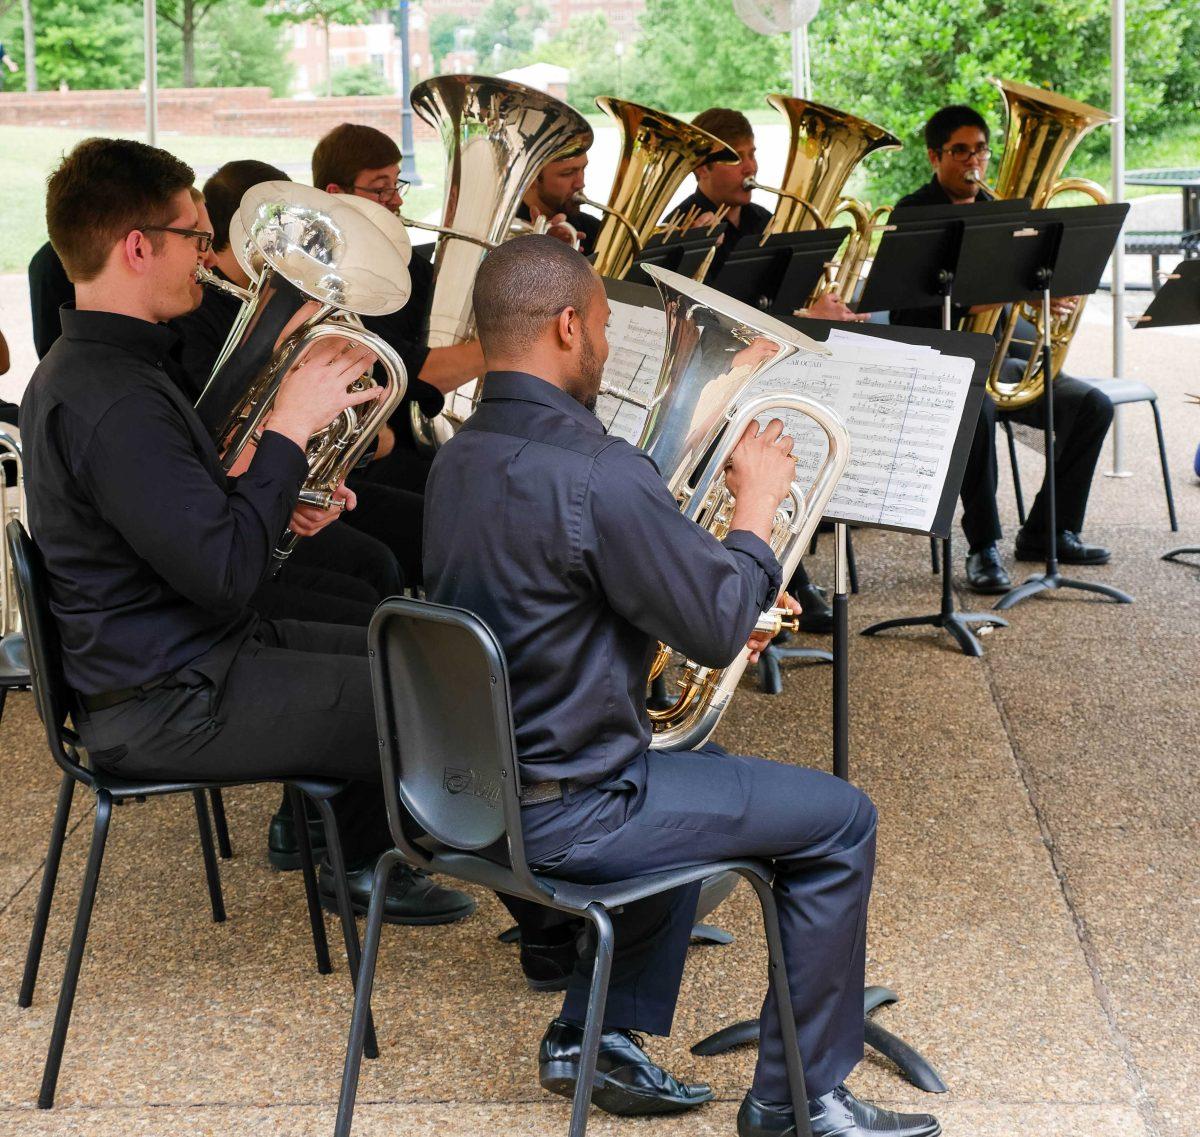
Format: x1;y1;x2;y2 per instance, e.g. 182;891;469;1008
518;744;877;1103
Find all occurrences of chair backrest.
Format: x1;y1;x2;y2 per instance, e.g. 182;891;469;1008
368;596;542;887
5;521;91;784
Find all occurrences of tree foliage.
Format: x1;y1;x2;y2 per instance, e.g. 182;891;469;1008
330;61;381;96
525;12;623;109
426;9;459;72
0;0;143;90
159;0;293;94
469;0;548;72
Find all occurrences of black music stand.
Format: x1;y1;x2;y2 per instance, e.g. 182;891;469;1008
711;227;852;316
1135;261;1200;564
856;203;1020;655
625;225;727;287
984;202;1133;609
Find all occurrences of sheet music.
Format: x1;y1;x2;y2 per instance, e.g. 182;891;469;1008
597;303;976;535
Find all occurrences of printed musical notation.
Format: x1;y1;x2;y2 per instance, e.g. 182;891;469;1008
597;305;976;535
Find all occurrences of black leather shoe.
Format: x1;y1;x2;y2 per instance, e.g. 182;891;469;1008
738;1085;940;1137
520;931;579;992
268;808;327;872
318;859;476;926
964;543;1011;594
793;581;834;635
539;1018;714;1116
1015;527;1111;565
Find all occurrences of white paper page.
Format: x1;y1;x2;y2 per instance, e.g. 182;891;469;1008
596;299;666;444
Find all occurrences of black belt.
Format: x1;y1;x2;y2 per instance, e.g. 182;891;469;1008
80;674;175;713
520;779;585;807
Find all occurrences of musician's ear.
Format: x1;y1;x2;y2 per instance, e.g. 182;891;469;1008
556;306;578;348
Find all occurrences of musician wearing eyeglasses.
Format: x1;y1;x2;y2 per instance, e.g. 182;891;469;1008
20;137;474;928
515;151;603;254
422;234;941;1137
890;104;1115;593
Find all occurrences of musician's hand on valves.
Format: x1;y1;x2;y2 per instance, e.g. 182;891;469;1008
545;213;579;247
289;481;356;539
726;417;796;545
798;292;868;323
746;592;801;664
269;338;380;453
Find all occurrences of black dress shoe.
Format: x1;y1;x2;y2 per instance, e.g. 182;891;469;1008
539;1018;715;1116
793;581;834;635
1015;527;1111;565
268;808;327;872
738;1085;940;1137
520;931;579;992
318;859;476;926
964;543;1012;594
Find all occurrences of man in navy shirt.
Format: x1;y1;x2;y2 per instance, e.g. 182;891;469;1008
424;235;939;1137
21;137;472;926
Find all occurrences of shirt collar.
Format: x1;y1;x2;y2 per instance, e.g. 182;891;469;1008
478;370;605;436
59;306;181;367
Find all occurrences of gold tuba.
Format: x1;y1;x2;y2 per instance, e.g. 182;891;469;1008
590;98;739;281
620;265;850;751
196;182;411;568
410;74;594;444
962;78;1114;410
756;95;901;301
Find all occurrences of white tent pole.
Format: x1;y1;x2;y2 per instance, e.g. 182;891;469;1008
144;0;158;146
791;26;804;98
1107;0;1130;476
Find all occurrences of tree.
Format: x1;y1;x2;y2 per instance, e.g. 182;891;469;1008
471;0;548;72
267;0;377;96
21;0;143;91
330;61;379;96
158;0;293;95
630;0;789;112
528;12;622;111
158;0;223;88
426;9;459;72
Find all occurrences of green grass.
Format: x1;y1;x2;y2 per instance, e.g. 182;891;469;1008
0;125;447;274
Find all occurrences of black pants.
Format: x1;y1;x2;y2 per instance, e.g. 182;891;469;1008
252;564;378;626
75;620;390;865
515;744;877;1103
357;444;434;496
960;365;1113;551
290;521;403;598
342;476;424;588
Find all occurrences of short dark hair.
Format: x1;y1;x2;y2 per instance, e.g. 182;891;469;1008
46;137;195;283
692;107;754;153
473;235;600;359
312;123;400;192
924;105;990;153
203;160;289;251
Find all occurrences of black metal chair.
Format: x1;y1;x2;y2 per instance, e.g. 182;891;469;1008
335;596;814;1137
999;379;1178;532
7;520;376;1108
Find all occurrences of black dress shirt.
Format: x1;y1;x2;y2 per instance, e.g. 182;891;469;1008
515;200;604;258
888;176;967;328
28;240;74;359
423;371;782;786
669;189;772;280
20;307;307;695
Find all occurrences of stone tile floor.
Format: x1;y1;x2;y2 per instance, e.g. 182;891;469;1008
0;310;1196;1136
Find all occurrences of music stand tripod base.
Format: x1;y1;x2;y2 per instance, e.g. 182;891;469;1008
1162;546;1200;563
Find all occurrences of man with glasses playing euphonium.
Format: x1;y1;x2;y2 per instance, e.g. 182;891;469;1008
890;105;1115;594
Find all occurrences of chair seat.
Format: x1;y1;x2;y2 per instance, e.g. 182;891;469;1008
1075;376;1159;406
88;767;349;803
0;633;29;686
428;847;773;915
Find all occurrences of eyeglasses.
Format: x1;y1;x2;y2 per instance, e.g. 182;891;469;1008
939;144;992;162
138;225;214;252
350;179;410;202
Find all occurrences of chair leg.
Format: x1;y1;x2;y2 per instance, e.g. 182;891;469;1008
334;849;402;1137
1001;418;1026;527
209;789;233;860
568;905;616;1137
38;791;113;1110
192;791;226;924
1149;400;1178;532
19;772;76;1008
738;871;812;1137
312;798;379;1059
289;786;331;975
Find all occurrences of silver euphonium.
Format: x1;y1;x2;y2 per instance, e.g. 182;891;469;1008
195;182;411;568
620;265;850;750
409;73;594;448
0;426;25;639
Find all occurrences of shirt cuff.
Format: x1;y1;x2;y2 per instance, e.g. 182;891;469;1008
255;429;310;488
724;529;784;611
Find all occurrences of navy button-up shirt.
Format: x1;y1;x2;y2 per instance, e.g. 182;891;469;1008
20;307;307;695
423;370;782;786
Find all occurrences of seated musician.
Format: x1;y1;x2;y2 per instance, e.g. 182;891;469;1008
21;137;473;927
314;123;485;493
423;234;941;1137
891;104;1114;592
515;149;603;256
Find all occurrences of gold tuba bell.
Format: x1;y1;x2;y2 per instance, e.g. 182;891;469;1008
962;78;1115;411
196;182;411;568
621;265;850;751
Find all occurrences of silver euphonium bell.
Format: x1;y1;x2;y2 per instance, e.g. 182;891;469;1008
619;265;850;751
195;181;411;567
